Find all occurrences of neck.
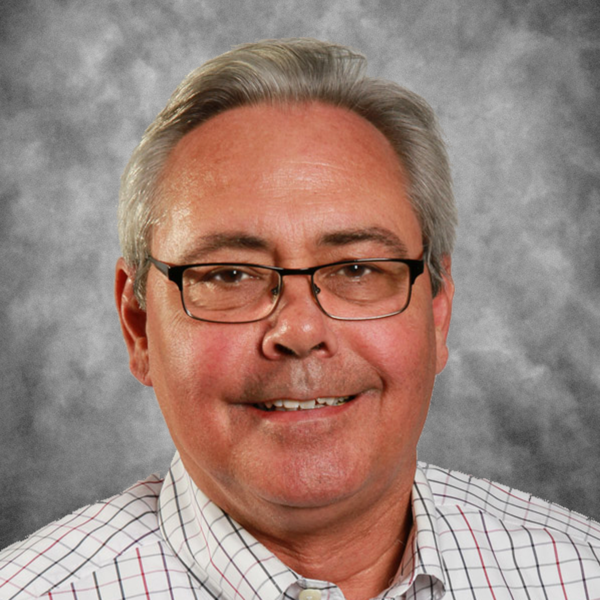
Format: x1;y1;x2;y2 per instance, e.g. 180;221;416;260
181;451;417;600
241;482;414;600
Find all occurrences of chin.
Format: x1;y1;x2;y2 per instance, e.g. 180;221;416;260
251;454;374;510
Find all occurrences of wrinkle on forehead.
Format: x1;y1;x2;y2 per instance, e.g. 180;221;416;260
161;102;407;192
152;102;421;261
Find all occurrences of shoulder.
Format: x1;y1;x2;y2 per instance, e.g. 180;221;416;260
417;463;600;595
0;476;166;599
419;462;600;544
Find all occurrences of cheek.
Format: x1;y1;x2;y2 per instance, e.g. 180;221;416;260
146;320;242;459
148;315;261;405
192;325;263;388
353;311;437;387
351;311;438;444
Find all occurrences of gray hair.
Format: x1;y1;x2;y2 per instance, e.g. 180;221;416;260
118;38;457;305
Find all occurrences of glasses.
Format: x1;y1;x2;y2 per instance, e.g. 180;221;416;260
148;256;424;323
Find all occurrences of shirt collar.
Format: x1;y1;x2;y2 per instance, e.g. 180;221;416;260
158;454;446;600
387;464;446;599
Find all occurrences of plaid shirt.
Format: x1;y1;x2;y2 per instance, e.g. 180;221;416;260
1;453;599;599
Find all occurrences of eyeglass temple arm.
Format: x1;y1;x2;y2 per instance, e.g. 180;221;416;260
147;256;170;277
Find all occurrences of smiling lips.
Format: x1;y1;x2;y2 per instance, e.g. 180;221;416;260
255;395;355;412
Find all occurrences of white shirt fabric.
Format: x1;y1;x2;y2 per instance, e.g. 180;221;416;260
1;453;599;599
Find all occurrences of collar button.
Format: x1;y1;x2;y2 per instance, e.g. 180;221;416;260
299;590;322;600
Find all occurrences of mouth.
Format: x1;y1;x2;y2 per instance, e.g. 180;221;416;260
253;395;356;412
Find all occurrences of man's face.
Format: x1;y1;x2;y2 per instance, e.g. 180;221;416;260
117;102;453;531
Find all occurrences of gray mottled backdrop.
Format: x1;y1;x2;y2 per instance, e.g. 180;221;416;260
1;0;599;549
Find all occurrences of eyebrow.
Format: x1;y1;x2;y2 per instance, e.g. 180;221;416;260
179;226;410;263
317;227;410;256
180;233;269;262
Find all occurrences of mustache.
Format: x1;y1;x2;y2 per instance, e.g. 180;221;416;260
233;359;381;403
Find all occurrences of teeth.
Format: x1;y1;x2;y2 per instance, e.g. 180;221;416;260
257;396;352;412
300;400;316;410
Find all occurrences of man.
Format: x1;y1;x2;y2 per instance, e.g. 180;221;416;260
1;38;598;600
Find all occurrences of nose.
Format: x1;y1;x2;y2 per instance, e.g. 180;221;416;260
261;276;338;359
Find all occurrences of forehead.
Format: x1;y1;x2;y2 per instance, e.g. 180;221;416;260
154;102;422;260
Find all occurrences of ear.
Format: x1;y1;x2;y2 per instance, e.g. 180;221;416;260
432;255;454;374
115;257;152;386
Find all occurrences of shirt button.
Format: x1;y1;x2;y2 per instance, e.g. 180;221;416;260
299;590;322;600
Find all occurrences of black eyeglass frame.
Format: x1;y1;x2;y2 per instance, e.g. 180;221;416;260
147;255;425;323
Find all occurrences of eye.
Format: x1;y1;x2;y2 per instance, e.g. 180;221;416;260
336;263;379;279
184;265;265;288
205;267;254;284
